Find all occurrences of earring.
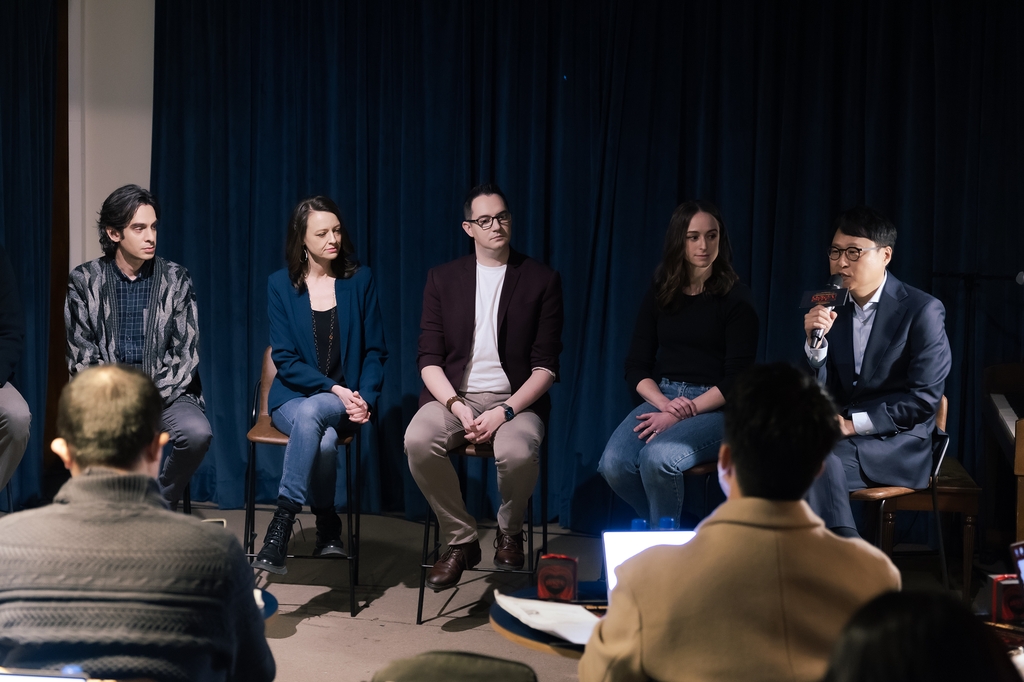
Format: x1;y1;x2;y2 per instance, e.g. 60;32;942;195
301;248;308;263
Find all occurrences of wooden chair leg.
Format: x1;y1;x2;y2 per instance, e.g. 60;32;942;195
963;513;976;605
879;499;897;556
931;486;949;591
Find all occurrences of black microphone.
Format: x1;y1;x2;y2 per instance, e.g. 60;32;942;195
810;274;843;349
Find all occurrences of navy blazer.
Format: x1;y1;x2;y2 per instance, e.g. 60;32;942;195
267;266;388;413
813;272;952;489
416;249;563;423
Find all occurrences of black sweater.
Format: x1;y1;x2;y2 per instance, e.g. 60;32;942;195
624;282;759;399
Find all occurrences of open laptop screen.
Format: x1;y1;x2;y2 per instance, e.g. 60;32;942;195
0;674;89;681
1011;540;1024;578
602;530;696;603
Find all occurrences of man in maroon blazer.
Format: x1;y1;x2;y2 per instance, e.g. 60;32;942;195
405;183;563;590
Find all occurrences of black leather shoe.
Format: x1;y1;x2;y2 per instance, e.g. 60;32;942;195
493;530;525;570
426;540;482;591
252;505;297;575
313;535;345;557
310;506;345;558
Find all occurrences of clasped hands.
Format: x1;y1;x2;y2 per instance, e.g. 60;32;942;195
634;395;698;443
451;401;505;444
331;385;371;424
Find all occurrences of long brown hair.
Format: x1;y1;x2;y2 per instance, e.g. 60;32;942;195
285;196;359;292
653;200;738;308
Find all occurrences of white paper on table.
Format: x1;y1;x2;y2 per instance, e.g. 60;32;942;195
493;589;600;645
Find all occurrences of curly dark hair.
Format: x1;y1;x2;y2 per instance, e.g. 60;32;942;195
285;196;359;291
97;184;160;258
653;200;738;308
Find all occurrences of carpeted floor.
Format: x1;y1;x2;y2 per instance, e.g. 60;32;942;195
231;506;600;682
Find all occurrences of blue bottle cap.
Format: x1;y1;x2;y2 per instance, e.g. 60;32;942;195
630;518;648;530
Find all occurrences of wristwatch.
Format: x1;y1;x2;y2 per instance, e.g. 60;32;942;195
446;395;466;412
500;403;515;422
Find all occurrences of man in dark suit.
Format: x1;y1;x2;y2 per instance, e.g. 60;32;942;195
804;206;952;537
405;183;563;590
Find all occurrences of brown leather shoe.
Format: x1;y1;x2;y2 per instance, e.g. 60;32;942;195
426;539;482;591
493;530;525;570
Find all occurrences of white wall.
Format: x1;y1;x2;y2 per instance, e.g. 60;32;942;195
68;0;155;269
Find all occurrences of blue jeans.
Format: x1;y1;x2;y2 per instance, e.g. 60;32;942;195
272;393;354;509
599;379;724;525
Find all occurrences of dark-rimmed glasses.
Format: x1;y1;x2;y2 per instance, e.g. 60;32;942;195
827;245;883;261
466;211;511;230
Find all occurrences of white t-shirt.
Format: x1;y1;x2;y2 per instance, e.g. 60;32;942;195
462;262;512;393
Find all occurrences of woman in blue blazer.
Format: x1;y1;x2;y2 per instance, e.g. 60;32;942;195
253;196;387;575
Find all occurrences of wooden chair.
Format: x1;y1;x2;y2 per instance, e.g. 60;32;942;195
243;346;361;616
416;441;548;625
849;396;980;602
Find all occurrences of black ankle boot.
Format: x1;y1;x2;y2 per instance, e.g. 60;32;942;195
310;505;345;558
252;498;300;574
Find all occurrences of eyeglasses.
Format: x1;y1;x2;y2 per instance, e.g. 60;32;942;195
827;245;884;262
466;211;511;230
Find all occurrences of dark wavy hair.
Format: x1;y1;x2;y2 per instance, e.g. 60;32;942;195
285;196;359;291
57;365;163;470
653;200;738;308
97;184;160;258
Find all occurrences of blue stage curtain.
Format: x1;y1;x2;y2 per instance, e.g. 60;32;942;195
0;0;55;509
151;0;1024;532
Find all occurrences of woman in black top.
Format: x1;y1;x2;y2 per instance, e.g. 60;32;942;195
598;201;758;526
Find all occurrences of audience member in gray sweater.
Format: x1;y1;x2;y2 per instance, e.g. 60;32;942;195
0;365;274;682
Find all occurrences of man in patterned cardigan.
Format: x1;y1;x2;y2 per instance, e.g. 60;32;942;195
65;184;210;509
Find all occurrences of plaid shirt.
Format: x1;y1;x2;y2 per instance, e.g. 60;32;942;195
113;260;155;367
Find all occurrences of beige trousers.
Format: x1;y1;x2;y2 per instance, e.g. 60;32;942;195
404;392;543;546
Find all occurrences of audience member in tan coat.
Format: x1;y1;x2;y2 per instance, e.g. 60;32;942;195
579;363;901;682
